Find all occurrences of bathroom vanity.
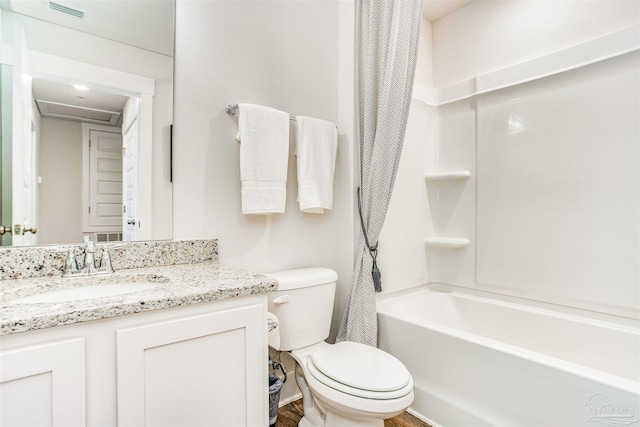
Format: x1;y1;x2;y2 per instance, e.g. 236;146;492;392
0;240;277;426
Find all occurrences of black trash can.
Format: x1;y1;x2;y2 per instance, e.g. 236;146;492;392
268;374;284;427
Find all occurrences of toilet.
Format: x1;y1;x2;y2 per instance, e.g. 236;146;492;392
266;268;414;427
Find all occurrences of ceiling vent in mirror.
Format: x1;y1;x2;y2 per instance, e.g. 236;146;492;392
44;1;86;18
36;100;121;126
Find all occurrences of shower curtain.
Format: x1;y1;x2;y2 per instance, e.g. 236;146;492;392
337;0;423;346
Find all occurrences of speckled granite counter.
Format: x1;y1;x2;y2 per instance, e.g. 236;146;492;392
0;239;277;335
0;261;277;336
0;239;219;280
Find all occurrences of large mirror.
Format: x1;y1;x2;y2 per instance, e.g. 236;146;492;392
0;0;174;247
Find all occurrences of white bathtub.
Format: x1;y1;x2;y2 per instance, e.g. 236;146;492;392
377;286;640;427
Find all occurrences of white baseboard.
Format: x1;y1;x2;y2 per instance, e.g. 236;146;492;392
278;391;302;407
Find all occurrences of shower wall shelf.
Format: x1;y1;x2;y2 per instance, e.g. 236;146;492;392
424;237;470;250
424;170;472;251
424;171;470;186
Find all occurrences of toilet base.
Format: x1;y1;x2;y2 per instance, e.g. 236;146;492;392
325;411;383;427
297;411;384;427
298;415;317;427
293;363;387;427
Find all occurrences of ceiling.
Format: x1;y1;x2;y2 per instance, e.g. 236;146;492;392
32;78;128;126
423;0;475;22
1;0;172;125
6;0;471;124
2;0;174;56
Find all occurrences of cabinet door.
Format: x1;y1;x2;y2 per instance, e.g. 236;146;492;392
116;303;266;426
0;338;86;427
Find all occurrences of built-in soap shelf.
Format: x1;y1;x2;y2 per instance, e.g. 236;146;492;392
424;237;470;250
425;170;472;252
424;170;470;186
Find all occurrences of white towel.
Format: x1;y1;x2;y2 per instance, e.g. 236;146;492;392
238;104;290;215
294;116;338;213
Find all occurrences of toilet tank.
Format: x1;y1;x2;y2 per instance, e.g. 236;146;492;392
266;268;337;351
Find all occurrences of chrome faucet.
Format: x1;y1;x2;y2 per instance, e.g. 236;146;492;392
83;235;99;275
63;236;115;277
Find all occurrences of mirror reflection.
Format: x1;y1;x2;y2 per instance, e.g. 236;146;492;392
0;0;174;247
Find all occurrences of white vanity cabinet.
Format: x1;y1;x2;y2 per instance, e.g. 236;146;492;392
0;294;269;427
116;300;267;426
0;338;86;426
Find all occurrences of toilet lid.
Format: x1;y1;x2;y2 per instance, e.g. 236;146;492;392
310;341;411;394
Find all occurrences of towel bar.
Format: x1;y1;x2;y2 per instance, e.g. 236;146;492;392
225;104;297;123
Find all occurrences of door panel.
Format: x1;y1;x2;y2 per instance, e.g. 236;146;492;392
9;23;37;246
88;130;122;228
122;119;138;241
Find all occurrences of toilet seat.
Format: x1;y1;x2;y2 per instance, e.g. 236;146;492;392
308;341;413;400
290;342;415;422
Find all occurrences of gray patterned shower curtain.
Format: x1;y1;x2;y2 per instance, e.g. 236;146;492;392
337;0;424;346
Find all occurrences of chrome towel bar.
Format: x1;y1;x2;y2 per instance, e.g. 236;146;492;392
225;104;297;123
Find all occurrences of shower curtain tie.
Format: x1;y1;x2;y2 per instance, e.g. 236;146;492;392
357;187;383;293
370;245;382;293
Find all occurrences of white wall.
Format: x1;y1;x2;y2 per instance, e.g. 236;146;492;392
38;118;83;244
414;17;433;88
380;1;639;320
1;10;173;240
172;0;354;331
172;1;355;403
432;0;640;87
31;97;41;244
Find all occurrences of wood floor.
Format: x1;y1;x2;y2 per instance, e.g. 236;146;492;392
276;399;431;427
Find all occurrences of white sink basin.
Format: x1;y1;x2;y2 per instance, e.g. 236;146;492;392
13;282;158;304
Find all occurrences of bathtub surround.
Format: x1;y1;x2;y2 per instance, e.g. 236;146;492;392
337;0;424;346
378;1;640;317
397;35;640;319
374;2;640;425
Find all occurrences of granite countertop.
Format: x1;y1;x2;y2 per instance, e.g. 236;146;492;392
0;261;278;336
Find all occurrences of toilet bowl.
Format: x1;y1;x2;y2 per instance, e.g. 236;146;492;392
291;341;414;426
266;268;414;427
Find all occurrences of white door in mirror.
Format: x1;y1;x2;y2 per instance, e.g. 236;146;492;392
88;130;123;228
123;111;139;241
9;25;38;247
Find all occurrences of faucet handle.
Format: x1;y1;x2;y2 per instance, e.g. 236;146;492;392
100;247;115;273
64;248;79;275
83;235;97;253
